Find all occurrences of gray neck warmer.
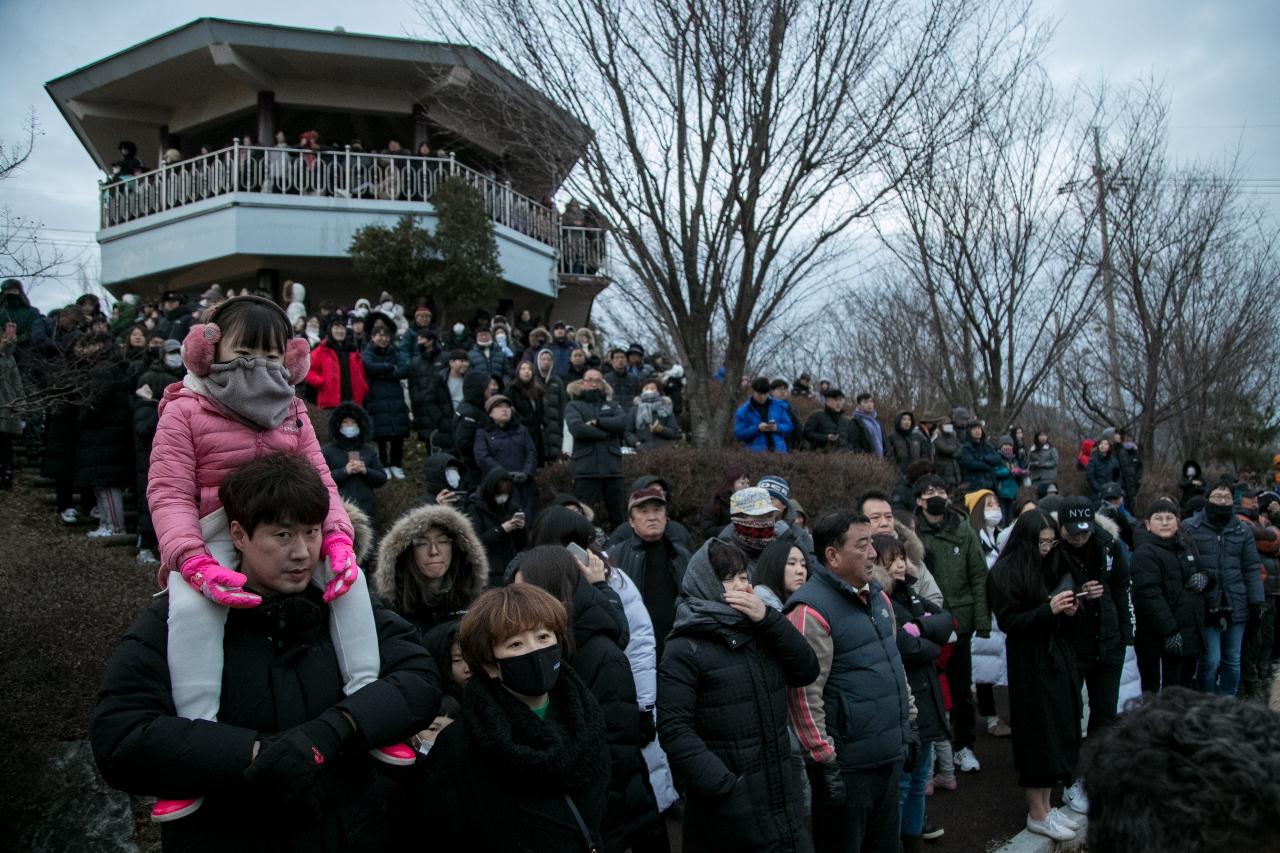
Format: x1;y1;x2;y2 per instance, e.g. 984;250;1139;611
202;357;296;430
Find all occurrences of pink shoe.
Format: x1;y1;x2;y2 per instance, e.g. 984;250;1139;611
925;778;934;796
932;773;957;791
151;797;204;822
370;743;416;766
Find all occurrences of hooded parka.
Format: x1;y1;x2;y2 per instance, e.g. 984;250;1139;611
321;403;387;523
658;544;819;853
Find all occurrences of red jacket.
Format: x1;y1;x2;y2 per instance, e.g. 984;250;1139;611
305;340;368;408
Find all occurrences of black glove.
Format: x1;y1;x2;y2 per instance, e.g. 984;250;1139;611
1249;603;1263;626
510;471;529;485
1185;572;1209;594
244;708;353;804
904;730;921;773
635;708;657;746
814;762;846;811
1163;632;1183;655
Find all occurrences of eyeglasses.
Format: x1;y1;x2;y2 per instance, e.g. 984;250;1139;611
1038;538;1058;550
413;536;453;550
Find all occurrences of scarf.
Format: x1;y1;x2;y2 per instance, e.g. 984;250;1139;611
731;517;776;555
201;356;297;429
633;390;664;430
671;540;752;634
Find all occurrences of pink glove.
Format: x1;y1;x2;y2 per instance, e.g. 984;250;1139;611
321;534;359;602
902;621;921;638
179;554;262;608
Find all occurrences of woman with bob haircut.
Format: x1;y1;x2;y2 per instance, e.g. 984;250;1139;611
418;584;611;852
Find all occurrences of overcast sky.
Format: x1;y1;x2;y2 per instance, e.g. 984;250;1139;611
1;0;1276;311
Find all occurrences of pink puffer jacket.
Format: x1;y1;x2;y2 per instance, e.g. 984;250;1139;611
148;382;353;572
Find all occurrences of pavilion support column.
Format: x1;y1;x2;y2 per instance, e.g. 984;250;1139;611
256;91;276;146
256;267;280;301
412;103;430;152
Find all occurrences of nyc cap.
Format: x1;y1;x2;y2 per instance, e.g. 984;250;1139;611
1060;496;1094;533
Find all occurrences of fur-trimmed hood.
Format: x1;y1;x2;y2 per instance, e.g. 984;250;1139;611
373;503;489;603
566;378;614;400
895;520;926;577
342;499;375;563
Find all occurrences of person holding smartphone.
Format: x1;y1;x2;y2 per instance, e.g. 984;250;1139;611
987;510;1083;842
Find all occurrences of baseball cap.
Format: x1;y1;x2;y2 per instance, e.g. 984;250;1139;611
484;395;512;413
730;487;776;517
628;485;666;511
1100;483;1123;501
1060;496;1094;534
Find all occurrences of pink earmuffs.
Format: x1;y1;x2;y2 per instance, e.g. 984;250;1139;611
182;322;311;384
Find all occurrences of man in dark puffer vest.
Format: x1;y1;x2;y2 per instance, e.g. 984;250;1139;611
786;509;913;853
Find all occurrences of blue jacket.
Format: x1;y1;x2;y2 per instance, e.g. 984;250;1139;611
960;438;1002;490
786;566;910;770
1181;511;1264;624
733;398;793;453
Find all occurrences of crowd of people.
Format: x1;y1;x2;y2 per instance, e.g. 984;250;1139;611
2;279;1278;852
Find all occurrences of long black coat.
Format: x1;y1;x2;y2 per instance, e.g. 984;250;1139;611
801;407;846;452
538;368;566;460
322;403;388;523
567;579;661;852
418;667;611;853
90;587;442;853
658;608;819;853
453;371;491;488
40;401;79;482
987;561;1082;788
410;363;453;444
565;381;627;480
1130;529;1206;657
360;342;411;439
76;358;136;490
504;380;546;464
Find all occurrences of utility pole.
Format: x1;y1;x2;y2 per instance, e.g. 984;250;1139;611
1091;126;1123;415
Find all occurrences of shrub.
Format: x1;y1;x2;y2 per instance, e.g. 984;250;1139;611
537;446;899;543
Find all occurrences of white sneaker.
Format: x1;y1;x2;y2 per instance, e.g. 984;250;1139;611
1052;807;1083;830
1063;779;1089;813
136;549;159;565
955;746;981;773
1026;813;1075;842
389;466;405;479
59;508;79;525
87;525;118;539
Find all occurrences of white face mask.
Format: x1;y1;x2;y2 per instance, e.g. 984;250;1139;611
339;425;360;439
452;323;465;335
306;326;320;338
381;301;394;311
984;509;1003;527
445;469;461;489
163;354;183;369
1186;468;1195;477
494;494;509;506
495;334;507;346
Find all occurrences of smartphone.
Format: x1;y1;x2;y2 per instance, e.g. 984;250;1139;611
566;542;589;564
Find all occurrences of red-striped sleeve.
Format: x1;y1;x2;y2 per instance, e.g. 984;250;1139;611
787;604;836;764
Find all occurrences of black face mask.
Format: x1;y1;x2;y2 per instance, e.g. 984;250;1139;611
924;496;948;516
580;388;604;403
1206;503;1234;526
497;642;561;697
2;294;23;309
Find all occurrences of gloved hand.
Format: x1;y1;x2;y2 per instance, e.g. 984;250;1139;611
1164;632;1183;655
320;534;359;602
904;730;921;773
975;629;991;639
635;708;657;746
179;554;261;608
902;622;921;638
1185;572;1209;593
244;708;353;805
510;471;529;485
814;762;846;811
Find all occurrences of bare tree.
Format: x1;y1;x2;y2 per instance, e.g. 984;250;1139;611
1;109;75;282
857;54;1099;432
1067;86;1280;466
424;0;1035;445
